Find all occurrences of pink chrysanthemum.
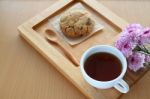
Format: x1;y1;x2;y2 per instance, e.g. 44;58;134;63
123;23;143;42
115;35;135;58
128;52;145;72
139;27;150;44
125;23;143;35
145;55;150;62
115;23;150;72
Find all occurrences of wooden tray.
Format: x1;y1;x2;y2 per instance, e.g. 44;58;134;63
18;0;149;99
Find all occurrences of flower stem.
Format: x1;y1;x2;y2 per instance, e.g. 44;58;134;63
135;45;150;55
143;45;150;54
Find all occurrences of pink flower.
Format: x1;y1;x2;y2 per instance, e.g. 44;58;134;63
123;23;143;42
115;23;150;72
115;35;135;58
139;27;150;44
128;52;145;72
126;23;143;34
145;55;150;62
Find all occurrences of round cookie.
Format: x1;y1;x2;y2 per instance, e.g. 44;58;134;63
60;10;95;38
74;16;94;37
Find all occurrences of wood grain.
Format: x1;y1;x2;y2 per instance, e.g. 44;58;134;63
17;0;150;99
1;0;150;99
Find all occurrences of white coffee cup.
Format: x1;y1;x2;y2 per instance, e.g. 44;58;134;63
80;45;129;93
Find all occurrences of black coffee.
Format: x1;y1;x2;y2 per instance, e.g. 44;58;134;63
84;52;122;81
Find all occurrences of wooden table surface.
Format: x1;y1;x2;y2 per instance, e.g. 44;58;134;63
0;0;150;99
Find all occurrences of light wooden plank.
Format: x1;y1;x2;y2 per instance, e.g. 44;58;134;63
82;0;128;29
23;0;73;28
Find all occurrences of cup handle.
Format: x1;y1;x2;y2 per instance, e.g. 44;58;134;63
114;79;129;93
